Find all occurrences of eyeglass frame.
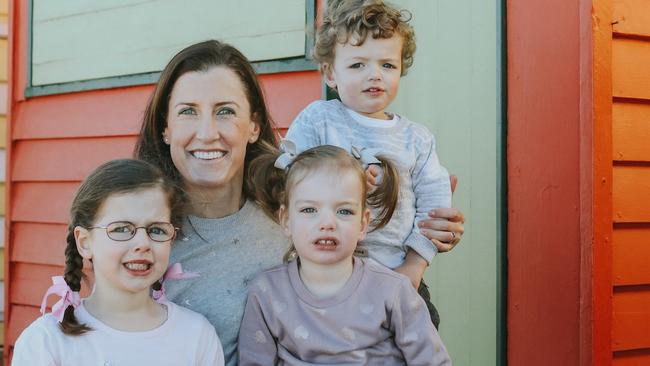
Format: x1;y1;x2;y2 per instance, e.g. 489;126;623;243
85;221;179;242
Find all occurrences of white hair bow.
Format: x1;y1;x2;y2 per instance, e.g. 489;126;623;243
351;146;381;169
274;139;298;170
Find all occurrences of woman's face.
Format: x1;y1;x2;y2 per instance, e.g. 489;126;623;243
163;66;260;193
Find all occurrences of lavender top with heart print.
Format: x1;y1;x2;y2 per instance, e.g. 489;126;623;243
238;258;451;365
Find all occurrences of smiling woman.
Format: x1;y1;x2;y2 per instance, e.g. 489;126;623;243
134;39;465;366
134;41;289;365
163;66;261;213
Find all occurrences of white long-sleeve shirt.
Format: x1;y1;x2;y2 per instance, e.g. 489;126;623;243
12;301;224;366
286;99;452;268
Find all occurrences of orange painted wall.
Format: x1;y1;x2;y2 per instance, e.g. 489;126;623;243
509;0;650;365
609;0;650;363
4;1;321;363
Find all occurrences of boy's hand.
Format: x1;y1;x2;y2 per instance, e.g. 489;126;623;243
365;165;381;192
394;250;428;289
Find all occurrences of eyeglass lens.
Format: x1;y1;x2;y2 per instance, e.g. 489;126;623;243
106;221;176;242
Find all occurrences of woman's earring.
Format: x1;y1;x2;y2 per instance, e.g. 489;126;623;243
164;137;170;144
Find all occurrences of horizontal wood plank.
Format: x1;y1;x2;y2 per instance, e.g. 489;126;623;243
613;102;650;162
0;37;6;81
613;38;650;100
613;287;650;351
12;85;151;140
0;216;5;247
10;262;65;307
613;0;650;38
0;83;6;114
11;223;67;266
6;304;40;347
0;115;6;148
0;182;4;216
613;227;650;285
12;182;79;224
613;166;650;223
261;71;322;128
10;262;92;307
614;349;650;366
12;136;137;181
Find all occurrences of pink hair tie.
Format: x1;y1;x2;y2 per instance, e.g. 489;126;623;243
40;276;81;322
153;263;199;303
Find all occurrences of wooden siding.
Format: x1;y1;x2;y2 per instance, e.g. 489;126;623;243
507;0;590;364
0;0;8;348
5;0;321;362
509;0;650;364
610;0;650;362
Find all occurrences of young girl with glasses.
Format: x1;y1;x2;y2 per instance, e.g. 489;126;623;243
238;145;450;365
12;159;224;366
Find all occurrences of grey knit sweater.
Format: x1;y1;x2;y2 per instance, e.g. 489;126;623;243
286;99;452;268
166;200;289;366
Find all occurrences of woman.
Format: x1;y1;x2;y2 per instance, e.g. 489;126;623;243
135;40;464;365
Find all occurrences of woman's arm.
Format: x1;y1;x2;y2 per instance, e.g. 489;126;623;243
368;168;466;253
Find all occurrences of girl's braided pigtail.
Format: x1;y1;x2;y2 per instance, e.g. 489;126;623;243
59;227;91;335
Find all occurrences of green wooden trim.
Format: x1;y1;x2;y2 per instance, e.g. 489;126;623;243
496;0;508;364
25;57;318;97
25;0;318;98
26;0;33;93
305;0;316;61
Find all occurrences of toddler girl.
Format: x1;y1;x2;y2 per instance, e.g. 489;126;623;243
12;159;224;366
239;145;450;365
286;0;455;328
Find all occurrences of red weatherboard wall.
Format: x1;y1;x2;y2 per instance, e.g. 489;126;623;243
507;0;598;365
4;1;321;362
509;0;650;365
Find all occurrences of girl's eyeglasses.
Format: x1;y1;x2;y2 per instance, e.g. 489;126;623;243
87;221;178;242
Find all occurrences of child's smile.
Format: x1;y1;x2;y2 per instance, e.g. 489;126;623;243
75;188;172;298
123;259;154;275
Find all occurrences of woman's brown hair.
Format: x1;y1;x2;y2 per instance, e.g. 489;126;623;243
246;145;400;262
134;40;279;199
60;159;183;335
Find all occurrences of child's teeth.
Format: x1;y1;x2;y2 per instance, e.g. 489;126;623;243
125;263;150;271
316;239;335;245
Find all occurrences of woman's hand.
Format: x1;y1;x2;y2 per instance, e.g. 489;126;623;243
418;174;465;253
418;207;465;253
365;168;466;253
